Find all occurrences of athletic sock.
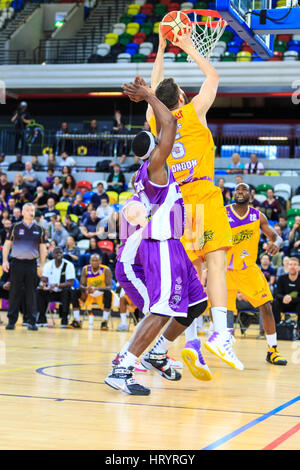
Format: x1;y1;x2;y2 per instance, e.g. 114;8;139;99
197;316;204;331
118;350;137;369
151;335;172;354
266;332;277;348
120;313;127;326
185;319;198;343
102;310;110;322
73;310;80;322
211;307;228;333
120;341;130;356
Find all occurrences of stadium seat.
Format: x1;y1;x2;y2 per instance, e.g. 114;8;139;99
236;51;252;62
167;3;180;12
77;180;92;193
132;32;147;44
256;184;274;195
82;191;96;203
221;51;236;61
77;239;90;254
265;170;280;176
69;214;79;224
164;52;176;62
283;50;298;61
112;23;126;35
134;0;146;5
120;13;133;25
126;42;139;55
126;22;140;35
119;191;133;204
55;202;70;221
287;208;300;218
132;53;146;62
98;240;114;254
140;3;153;15
134;13;147;24
104;33;119;46
139;41;153;55
140;21;153;34
106;191;119;204
175;52;188;62
214;41;227;55
181;2;194;9
118;32;133;45
291;195;300;209
274;183;292;201
254;194;267;204
117;52;132;63
146;52;157;62
281;170;298;176
127;3;141;15
96;43;111;57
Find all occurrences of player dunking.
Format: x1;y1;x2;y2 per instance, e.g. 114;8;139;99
105;78;211;395
146;26;243;370
225;183;287;366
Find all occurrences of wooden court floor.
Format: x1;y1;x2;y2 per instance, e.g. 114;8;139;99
0;313;300;451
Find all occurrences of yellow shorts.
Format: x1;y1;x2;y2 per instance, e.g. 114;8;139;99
180;180;232;262
80;293;104;309
227;264;273;312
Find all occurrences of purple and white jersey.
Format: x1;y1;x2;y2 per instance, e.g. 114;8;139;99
118;193;147;263
134;160;185;241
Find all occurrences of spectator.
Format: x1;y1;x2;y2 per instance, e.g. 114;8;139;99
63;235;80;268
276;217;290;256
11;173;24;198
289;215;300;260
261;189;281;221
1;209;10;224
244;153;265;175
259;254;276;293
0;219;12;244
59;151;76;173
43;167;55;191
217;177;231;205
90;182;109;209
279;216;290;240
11;101;30;153
109;154;127;172
61;174;77;203
33;186;48;211
87;119;100;156
60;165;72;181
55;122;73;155
34;209;48;231
273;257;300;331
47;153;57;170
67;193;86;218
96;197;114;228
81;202;94;225
276;256;290;279
80;209;104;239
112;110;127;155
18;187;32;206
43;197;60;222
227;153;244;174
63;215;80;241
249;188;261;209
235;175;244;186
0;153;8;172
52;220;69;248
127;155;141;173
7;197;17;217
0;173;11;200
47;239;58;260
37;246;75;328
12;207;22;224
106;163;125;194
22;161;39;195
8;153;25;172
78;236;108;268
31;154;44;172
48;175;62;199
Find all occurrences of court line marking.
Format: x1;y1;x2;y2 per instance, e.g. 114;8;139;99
262;422;300;450
202;395;300;450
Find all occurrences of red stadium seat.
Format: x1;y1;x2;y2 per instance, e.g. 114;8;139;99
98;240;114;254
167;3;180;12
77;180;92;194
270;50;283;61
140;3;153;14
168;45;181;55
146;52;157;62
132;32;147;44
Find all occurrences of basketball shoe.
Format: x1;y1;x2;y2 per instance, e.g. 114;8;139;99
204;331;244;370
167;355;183;369
105;366;150;395
181;338;212;381
141;351;181;381
266;347;287;366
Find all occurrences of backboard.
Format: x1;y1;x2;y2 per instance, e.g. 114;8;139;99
216;0;300;59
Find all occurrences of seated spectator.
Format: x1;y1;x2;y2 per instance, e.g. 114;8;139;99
249;188;261;208
279;216;290;240
31;154;44;172
52;220;69;248
61;174;77;203
261;189;281;221
47;239;58;260
22;161;39;195
0;153;8;172
67;193;86;218
235;175;244;186
0;219;12;244
8;153;25;171
79;236;109;268
276;256;290;279
80;209;104;240
0;173;11;199
60;166;72;181
90;182;109;209
106;163;125;194
47;153;57;171
11;173;24;199
43;167;55;191
96;197;114;228
58;151;76;173
110;154;127;172
78;253;113;331
259;254;277;293
127;155;141;173
273;257;300;331
81;202;94;225
217;177;231;205
33;186;48;211
87;119;100;156
0;192;7;212
227;153;244;174
63;235;80;268
34;209;48;231
55;122;73;156
48;175;62;200
289;215;300;261
7;197;17;216
11;207;22;224
17;187;33;206
43;197;60;222
244;153;264;175
37;246;75;328
63;215;80;241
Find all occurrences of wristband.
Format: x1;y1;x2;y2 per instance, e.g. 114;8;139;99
274;236;283;248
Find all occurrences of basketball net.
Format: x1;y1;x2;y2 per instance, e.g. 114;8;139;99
185;11;227;62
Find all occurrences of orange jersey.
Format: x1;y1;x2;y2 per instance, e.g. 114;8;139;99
149;102;215;190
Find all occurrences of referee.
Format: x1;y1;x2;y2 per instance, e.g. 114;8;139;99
2;202;47;330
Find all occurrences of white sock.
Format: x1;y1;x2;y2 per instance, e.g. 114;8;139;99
266;333;277;348
118;350;137;369
211;307;227;333
102;310;110;322
120;341;130;356
185;319;198;342
120;313;127;326
151;335;172;354
73;310;80;322
197;316;204;331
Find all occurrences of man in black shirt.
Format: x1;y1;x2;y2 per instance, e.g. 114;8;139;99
90;182;109;209
8;153;25;172
2;203;47;330
11;102;30;153
273;257;300;330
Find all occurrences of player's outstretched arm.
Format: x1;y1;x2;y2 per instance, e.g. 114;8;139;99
174;27;219;123
260;211;283;256
146;25;166;123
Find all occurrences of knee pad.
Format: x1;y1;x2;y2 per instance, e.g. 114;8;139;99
175;300;208;327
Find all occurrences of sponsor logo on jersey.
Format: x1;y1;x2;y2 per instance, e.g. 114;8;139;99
232;229;253;245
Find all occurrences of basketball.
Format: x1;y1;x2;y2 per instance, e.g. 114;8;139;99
160;11;192;43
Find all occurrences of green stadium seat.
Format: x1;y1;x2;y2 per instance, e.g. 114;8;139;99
119;32;133;45
140;22;153;34
120;14;133;25
256;184;274;195
132;53;146;62
221;51;236;61
175;52;188;62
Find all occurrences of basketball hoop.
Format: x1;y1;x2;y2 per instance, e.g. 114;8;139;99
182;9;227;61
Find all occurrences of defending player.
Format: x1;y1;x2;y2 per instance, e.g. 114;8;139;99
225;183;287;365
105;78;211;396
145;26;243;370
